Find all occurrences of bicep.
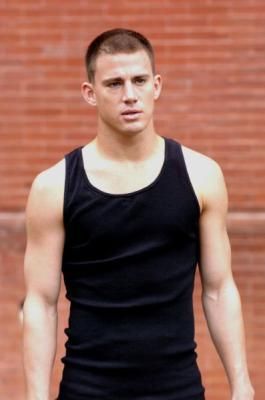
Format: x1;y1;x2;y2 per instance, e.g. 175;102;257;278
24;172;65;306
198;162;233;296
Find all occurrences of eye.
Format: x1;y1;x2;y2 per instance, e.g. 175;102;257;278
134;77;147;85
108;81;122;88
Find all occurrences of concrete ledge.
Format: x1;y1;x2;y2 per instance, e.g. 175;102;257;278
0;212;26;251
227;212;265;235
0;212;25;230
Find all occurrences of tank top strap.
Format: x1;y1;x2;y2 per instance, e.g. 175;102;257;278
63;145;83;223
166;137;200;215
166;137;187;179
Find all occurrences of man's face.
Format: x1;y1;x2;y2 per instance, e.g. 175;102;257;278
83;50;161;136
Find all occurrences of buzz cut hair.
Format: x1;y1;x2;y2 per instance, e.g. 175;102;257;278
85;28;156;82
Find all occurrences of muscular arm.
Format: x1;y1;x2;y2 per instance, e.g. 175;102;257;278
23;161;65;400
198;161;254;400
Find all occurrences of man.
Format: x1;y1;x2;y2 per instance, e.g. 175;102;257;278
23;28;254;400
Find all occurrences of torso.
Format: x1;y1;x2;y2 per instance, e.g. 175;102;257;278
58;134;206;400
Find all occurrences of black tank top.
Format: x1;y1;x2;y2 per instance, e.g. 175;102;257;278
56;136;205;400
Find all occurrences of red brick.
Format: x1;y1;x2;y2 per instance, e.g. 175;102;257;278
1;1;265;398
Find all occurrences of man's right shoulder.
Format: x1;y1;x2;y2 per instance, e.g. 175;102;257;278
32;158;65;190
27;158;66;219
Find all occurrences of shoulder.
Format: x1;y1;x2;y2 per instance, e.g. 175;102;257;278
181;144;223;180
30;158;65;199
26;158;66;225
180;144;227;212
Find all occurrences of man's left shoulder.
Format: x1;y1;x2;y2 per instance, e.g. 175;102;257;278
179;144;227;212
181;144;224;182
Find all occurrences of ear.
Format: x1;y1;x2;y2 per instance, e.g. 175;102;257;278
153;74;162;101
81;81;97;106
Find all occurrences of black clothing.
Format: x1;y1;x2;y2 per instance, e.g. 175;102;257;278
56;136;205;400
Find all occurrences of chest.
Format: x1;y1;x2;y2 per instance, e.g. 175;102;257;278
65;175;199;259
82;147;165;195
84;166;154;194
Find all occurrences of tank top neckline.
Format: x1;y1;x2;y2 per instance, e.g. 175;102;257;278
78;135;170;198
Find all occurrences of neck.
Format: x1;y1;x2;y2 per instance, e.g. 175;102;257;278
93;121;162;163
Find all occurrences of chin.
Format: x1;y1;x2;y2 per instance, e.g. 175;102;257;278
121;127;147;136
121;121;149;134
106;119;150;136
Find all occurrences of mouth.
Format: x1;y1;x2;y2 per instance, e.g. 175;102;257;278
121;110;142;120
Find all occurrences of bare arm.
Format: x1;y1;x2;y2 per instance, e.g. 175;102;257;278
198;161;254;400
23;161;65;400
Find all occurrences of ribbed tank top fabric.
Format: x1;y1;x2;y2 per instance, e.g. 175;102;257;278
56;136;205;400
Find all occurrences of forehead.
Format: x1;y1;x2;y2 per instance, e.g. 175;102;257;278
94;50;153;81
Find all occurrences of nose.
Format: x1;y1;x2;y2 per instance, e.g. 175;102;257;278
122;81;137;103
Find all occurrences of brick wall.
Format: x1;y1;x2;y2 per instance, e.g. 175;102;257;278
0;1;264;399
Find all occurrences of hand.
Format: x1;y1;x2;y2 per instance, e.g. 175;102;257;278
232;384;255;400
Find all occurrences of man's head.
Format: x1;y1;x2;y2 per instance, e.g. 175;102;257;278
82;29;161;137
85;28;155;83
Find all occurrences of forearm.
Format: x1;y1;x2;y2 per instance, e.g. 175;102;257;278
23;294;58;400
202;279;254;396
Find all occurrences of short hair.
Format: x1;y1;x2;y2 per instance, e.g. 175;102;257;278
85;28;155;82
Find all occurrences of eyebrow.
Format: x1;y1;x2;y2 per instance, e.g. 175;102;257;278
102;74;150;85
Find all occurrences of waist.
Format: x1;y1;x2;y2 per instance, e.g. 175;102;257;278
58;358;205;400
63;299;196;369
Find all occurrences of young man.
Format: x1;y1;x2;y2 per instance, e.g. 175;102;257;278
23;29;254;400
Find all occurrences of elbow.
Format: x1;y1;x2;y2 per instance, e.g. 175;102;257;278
23;293;58;324
201;281;225;303
202;289;219;303
201;278;241;309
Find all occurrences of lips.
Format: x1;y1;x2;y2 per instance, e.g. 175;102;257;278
121;109;142;115
121;109;142;121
